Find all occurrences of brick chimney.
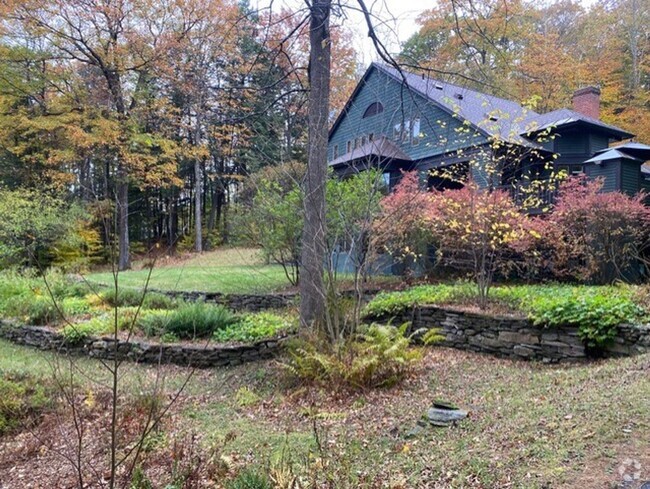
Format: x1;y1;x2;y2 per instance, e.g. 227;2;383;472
572;86;601;119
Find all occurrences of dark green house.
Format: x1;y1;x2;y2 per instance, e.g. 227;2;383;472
328;63;650;199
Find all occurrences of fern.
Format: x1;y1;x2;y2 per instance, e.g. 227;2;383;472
284;324;422;390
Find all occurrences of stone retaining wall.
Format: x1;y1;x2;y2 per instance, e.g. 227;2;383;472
0;322;286;368
379;306;650;362
153;289;297;312
149;288;380;312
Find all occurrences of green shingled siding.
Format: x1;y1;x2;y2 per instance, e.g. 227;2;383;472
329;68;486;162
555;132;588;155
584;161;620;193
589;133;609;153
621;161;641;195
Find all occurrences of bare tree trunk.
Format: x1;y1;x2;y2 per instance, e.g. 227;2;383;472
194;158;203;253
117;165;130;270
299;0;331;330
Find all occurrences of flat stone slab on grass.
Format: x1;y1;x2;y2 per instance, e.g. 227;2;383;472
406;401;469;437
427;406;469;427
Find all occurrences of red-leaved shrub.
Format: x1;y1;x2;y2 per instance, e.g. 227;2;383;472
373;172;434;265
378;172;541;306
547;175;650;283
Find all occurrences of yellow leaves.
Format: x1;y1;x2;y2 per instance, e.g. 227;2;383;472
84;389;95;409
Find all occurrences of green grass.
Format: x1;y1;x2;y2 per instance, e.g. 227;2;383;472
1;338;648;487
85;247;293;294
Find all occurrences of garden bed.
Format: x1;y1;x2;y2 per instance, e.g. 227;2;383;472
363;283;650;361
0;271;297;364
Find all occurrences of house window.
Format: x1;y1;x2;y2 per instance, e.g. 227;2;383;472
558;164;584;176
363;102;384;118
346;141;351;153
333;144;339;159
393;123;401;140
361;135;367;146
382;172;391;189
354;137;360;149
368;132;375;142
412;118;421;146
402;120;411;142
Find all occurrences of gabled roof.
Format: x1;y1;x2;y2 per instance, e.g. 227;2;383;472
330;63;634;150
329;136;412;167
375;64;539;146
584;148;644;164
524;108;633;139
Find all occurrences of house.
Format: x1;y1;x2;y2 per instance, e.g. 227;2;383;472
328;63;650;201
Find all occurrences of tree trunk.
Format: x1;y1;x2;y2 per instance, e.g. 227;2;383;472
299;0;331;330
168;193;176;248
194;158;203;253
117;165;130;270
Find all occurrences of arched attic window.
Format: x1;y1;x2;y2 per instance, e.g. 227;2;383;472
363;102;384;118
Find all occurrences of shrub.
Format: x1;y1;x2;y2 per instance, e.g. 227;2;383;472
138;303;237;339
66;308;168;343
285;324;423;390
547;176;650;283
232;168;304;286
0;372;51;435
2;294;61;325
0;189;89;268
99;288;176;309
377;174;543;305
426;182;542;306
0;271;92;324
142;292;176;310
373;171;435;269
61;321;104;344
226;467;272;489
60;296;93;316
212;312;295;343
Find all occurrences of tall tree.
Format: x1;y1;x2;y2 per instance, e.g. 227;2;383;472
5;0;206;268
300;0;331;329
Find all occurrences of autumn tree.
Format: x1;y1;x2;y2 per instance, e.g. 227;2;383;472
160;0;241;252
381;173;541;308
3;0;213;269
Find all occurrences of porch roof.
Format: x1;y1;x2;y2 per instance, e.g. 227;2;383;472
329;136;413;167
594;142;650;161
584;148;644;164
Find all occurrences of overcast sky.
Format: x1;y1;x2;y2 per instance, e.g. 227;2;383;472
255;0;598;65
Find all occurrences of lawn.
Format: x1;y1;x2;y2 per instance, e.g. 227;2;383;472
85;247;293;294
1;339;648;488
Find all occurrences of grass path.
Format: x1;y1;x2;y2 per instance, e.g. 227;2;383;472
1;339;648;487
84;247;293;294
